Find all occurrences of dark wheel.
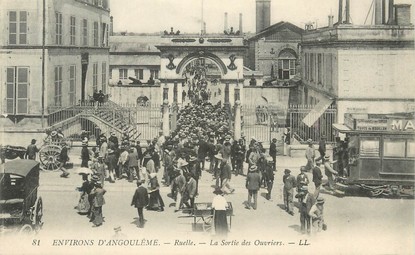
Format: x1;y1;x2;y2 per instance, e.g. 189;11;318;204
202;215;213;232
33;197;43;231
369;189;384;197
39;145;62;171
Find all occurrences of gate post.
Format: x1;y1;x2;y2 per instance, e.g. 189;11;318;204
162;99;170;137
234;100;242;140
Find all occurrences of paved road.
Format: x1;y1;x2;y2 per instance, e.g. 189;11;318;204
1;149;414;255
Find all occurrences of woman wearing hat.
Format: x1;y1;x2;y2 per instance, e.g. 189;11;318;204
147;173;164;212
81;142;91;168
212;188;229;237
90;181;106;227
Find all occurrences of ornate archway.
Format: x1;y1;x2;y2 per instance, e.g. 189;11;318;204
176;50;228;76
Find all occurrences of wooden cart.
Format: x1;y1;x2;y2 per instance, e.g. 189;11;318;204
192;202;233;232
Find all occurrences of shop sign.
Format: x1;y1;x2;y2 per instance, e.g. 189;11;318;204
389;119;415;131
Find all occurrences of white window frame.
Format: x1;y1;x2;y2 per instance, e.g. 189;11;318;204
8;11;28;45
119;69;128;80
55;12;63;45
54;66;63;106
82;19;88;46
93;63;98;92
101;62;107;93
93;21;99;47
70;16;76;46
69;65;76;105
6;67;29;114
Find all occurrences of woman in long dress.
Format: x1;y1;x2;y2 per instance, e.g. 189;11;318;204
147;173;164;211
212;188;228;236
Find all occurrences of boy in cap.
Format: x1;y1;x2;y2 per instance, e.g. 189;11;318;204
323;155;338;191
296;166;310;193
309;197;326;233
283;169;296;215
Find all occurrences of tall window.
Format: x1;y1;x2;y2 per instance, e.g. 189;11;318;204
82;19;88;46
102;62;107;93
135;69;144;80
93;22;99;47
70;16;76;45
119;69;128;80
101;22;107;47
93;63;98;92
69;65;76;105
150;70;159;79
317;53;322;84
55;12;63;45
9;11;27;45
54;66;63;106
304;53;309;81
6;67;29;114
310;53;315;81
277;49;296;80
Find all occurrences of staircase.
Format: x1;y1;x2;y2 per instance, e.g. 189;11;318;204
47;101;141;142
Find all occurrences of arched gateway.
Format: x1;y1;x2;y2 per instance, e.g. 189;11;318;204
156;34;247;106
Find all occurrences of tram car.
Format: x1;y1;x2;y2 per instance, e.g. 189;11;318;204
332;113;415;197
0;160;43;234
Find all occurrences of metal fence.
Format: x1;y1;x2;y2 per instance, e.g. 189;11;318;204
241;104;337;144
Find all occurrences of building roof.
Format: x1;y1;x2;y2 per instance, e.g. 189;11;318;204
109;55;160;66
109;35;163;53
248;21;304;41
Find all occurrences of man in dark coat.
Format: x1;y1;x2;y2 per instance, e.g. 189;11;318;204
296;185;316;234
283;169;296;215
312;159;323;198
269;138;278;171
245;165;261;210
26;139;39;160
131;180;149;228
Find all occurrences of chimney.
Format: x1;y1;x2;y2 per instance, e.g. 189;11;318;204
328;15;334;27
239;13;243;34
224;12;228;32
375;0;383;25
338;0;343;24
395;4;411;25
345;0;350;24
388;0;395;24
110;16;114;36
382;0;386;24
256;0;271;33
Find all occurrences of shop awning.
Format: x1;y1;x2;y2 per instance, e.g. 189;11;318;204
302;97;334;127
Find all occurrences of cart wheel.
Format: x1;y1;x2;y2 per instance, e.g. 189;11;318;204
39;145;62;171
33;197;43;230
202;215;213;232
19;224;33;235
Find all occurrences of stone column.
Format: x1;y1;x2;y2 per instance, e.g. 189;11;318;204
224;82;230;109
233;100;242;141
171;82;178;132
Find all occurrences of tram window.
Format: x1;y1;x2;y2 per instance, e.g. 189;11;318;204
360;138;380;157
407;141;415;158
383;139;405;158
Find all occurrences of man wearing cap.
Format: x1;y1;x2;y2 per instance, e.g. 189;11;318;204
296;166;310;193
220;155;234;194
108;132;119;150
245;165;261;210
312;159;323;198
58;142;70;178
128;147;139;182
309;197;325;233
131;180;149;228
283;169;296;215
305;139;315;171
26;139;39;160
316;135;326;162
269;138;278;172
118;147;129;180
183;173;197;209
81;142;91;168
106;149;117;183
296;185;315;234
174;170;186;212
